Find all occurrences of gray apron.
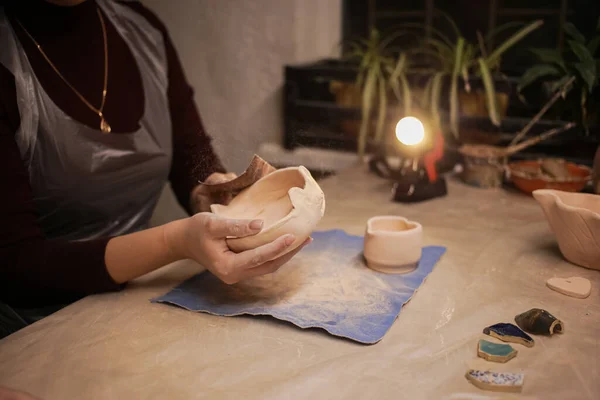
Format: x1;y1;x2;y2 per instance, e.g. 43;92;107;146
0;0;173;241
0;0;173;337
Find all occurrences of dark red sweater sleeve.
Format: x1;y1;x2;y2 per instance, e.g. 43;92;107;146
0;65;122;308
123;1;227;213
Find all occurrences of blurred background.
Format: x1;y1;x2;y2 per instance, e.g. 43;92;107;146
147;0;600;222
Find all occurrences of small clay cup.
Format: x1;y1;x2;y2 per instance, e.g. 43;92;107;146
363;216;422;274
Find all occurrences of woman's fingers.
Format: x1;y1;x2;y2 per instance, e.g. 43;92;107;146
240;238;311;280
203;214;264;239
232;233;297;269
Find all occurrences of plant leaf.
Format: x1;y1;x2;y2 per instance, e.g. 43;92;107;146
438;10;461;39
397;22;455;48
485;21;526;44
423;38;455;63
421;75;434;109
358;67;377;159
569;40;596;65
450;38;465;137
486;20;543;67
378;30;416;51
564;22;586;43
573;62;597;93
390;53;407;82
374;74;388;144
529;48;567;71
430;72;445;133
477;31;488;59
587;35;600;56
399;73;412;115
518;64;563;92
549;75;575;97
478;58;501;126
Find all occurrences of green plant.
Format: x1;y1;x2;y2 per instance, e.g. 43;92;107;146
343;29;413;159
518;17;600;133
407;14;543;138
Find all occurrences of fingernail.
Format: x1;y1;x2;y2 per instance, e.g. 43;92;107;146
284;234;296;246
250;220;263;230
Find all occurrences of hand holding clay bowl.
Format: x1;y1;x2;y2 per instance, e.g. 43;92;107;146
363;216;422;274
211;165;326;258
508;159;591;194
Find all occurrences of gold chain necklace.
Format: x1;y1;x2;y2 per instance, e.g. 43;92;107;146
16;7;111;133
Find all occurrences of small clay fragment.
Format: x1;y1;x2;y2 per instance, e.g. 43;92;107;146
515;308;563;336
547;276;591;299
541;158;570;179
477;339;518;363
198;154;277;194
465;369;524;393
483;323;534;347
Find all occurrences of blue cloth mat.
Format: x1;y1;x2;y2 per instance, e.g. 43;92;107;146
151;229;446;344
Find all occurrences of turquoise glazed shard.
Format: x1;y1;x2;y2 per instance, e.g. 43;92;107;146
477;339;517;363
483;323;534;347
515;308;564;336
465;369;524;393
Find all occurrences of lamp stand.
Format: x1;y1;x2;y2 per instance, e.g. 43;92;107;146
391;158;447;203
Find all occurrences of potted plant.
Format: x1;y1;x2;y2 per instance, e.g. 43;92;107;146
518;18;600;134
341;28;413;160
406;14;543;139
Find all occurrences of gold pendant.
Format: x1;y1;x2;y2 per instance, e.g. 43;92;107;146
100;117;111;134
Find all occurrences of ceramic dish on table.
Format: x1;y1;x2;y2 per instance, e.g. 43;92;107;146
508;159;591;194
363;216;422;274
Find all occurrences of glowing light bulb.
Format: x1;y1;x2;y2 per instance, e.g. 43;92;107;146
395;116;425;146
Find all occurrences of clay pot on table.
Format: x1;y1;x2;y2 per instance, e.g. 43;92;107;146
363;216;422;274
533;189;600;270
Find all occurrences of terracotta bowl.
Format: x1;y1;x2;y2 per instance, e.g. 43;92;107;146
508;160;591;194
363;216;422;274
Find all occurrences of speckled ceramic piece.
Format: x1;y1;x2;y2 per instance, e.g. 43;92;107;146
515;308;563;336
363;216;422;274
547;276;592;299
477;339;518;363
483;323;534;347
465;369;524;393
533;189;600;270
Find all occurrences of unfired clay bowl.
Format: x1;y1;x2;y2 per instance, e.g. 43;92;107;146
533;189;600;270
211;165;325;258
363;216;422;274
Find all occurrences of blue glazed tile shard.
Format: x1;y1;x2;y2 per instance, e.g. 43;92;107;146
483;323;534;347
477;339;517;363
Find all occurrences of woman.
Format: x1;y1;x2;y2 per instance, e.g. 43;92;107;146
0;0;308;338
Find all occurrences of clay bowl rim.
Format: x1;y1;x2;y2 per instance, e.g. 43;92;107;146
212;165;319;232
508;159;592;183
532;189;600;221
366;215;422;236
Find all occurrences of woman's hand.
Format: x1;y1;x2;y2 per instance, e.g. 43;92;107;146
164;213;310;284
190;172;238;214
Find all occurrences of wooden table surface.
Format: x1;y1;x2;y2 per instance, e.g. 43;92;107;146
1;164;599;399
